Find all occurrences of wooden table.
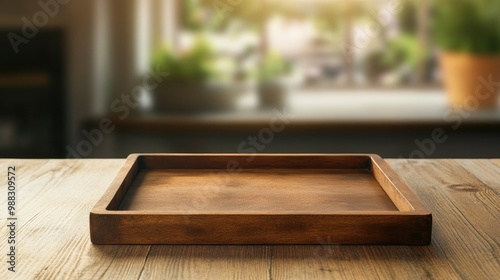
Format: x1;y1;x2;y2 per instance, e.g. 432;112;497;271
0;159;498;279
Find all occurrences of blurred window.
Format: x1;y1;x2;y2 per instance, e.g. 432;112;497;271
168;0;435;88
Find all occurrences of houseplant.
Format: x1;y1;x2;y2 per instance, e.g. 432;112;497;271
257;53;292;110
433;0;500;108
364;34;425;85
151;37;242;113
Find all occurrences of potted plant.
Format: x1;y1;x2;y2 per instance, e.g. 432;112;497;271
257;53;292;110
433;0;500;108
151;37;242;113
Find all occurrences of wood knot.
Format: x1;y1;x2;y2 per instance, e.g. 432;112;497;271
447;184;480;192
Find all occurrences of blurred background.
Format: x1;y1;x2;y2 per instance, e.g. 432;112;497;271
1;0;499;159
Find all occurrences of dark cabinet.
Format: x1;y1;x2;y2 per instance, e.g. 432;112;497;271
0;29;65;158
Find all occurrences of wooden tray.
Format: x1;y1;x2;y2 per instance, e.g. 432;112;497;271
90;154;432;245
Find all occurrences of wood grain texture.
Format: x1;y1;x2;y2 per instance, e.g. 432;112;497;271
0;160;149;280
271;159;499;280
91;154;430;245
119;169;397;212
0;158;498;279
140;246;269;280
388;159;499;280
271;245;460;279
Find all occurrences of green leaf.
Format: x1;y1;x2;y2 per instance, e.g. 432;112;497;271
432;0;500;54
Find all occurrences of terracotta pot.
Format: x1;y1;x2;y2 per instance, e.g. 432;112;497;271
440;52;500;109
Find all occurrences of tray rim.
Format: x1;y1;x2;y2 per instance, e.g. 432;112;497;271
91;153;431;215
90;153;432;245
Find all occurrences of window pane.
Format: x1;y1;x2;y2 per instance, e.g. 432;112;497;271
171;0;435;89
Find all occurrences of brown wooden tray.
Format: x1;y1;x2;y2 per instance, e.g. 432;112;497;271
90;154;432;245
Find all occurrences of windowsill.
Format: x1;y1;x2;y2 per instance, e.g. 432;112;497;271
86;89;500;158
234;89;500;123
97;89;500;133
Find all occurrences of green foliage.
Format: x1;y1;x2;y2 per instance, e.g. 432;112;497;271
183;0;262;31
181;0;206;30
433;0;500;54
399;0;418;34
258;53;292;82
151;38;219;82
383;34;425;70
314;6;343;35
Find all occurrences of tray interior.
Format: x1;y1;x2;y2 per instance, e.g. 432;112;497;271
92;155;432;245
117;168;398;213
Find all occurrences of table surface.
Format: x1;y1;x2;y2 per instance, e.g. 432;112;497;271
0;159;498;279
